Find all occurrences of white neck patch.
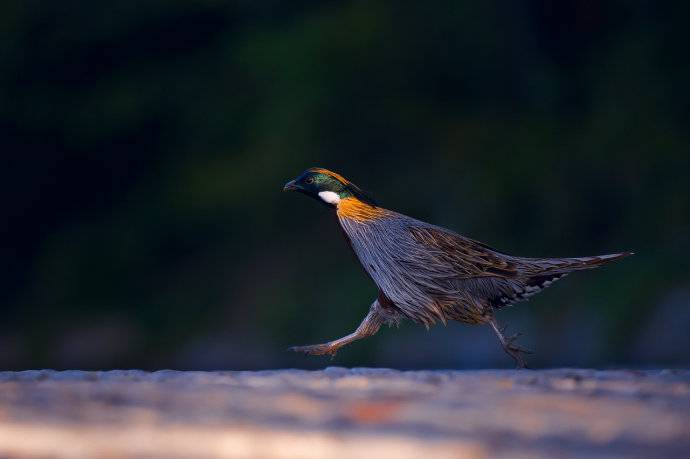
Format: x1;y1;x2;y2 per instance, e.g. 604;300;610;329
318;191;341;205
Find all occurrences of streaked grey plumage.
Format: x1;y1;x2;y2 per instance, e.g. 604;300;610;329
339;210;619;327
284;167;632;367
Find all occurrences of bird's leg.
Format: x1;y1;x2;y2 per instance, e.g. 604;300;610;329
489;318;532;369
289;301;384;357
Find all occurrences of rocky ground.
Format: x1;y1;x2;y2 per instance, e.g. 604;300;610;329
0;368;688;458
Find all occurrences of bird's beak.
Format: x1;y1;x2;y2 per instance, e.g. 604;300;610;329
283;179;299;191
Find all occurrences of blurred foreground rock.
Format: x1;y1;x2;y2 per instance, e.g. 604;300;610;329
0;368;688;458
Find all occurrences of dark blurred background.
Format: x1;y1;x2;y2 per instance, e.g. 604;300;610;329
1;0;689;370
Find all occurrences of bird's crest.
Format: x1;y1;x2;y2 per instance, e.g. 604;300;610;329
307;167;351;185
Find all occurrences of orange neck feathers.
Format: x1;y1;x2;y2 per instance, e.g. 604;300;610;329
336;197;388;222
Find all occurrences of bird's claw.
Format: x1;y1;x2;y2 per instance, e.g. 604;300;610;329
288;344;338;357
508;343;534;355
505;331;532;354
504;344;532;369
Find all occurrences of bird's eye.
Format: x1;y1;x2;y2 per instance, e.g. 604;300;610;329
305;177;314;184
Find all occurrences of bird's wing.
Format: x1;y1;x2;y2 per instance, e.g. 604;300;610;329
407;225;579;309
406;225;539;310
407;225;519;279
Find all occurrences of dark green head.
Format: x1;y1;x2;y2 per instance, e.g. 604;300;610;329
283;167;376;207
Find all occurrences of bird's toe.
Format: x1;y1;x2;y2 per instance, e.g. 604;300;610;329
288;344;336;356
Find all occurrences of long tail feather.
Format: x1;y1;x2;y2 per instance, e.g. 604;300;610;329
533;251;633;273
494;251;633;308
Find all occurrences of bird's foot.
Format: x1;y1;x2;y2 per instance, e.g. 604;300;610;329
506;332;533;355
490;319;533;369
288;343;338;357
501;329;533;369
504;337;533;369
513;356;528;369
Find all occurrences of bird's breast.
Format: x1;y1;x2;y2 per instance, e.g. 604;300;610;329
338;213;457;325
337;213;414;286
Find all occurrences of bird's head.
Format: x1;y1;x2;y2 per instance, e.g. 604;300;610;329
283;167;376;208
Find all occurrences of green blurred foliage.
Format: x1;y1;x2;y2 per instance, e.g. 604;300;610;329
1;0;689;369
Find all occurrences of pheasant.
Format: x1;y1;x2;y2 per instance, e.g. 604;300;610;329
283;167;632;367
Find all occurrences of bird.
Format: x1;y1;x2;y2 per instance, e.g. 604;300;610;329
283;167;632;368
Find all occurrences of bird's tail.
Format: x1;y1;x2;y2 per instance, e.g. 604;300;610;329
531;251;634;274
492;251;632;308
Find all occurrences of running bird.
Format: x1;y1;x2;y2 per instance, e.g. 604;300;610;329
283;167;632;367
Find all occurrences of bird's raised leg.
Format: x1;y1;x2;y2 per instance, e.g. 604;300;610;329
289;301;385;357
489;317;532;369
